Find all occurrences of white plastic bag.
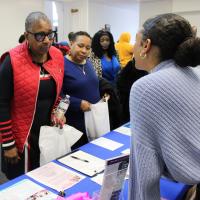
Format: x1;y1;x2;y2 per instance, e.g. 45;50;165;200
39;124;83;166
84;99;110;141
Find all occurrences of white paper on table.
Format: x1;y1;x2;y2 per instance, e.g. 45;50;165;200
90;137;123;151
58;150;105;177
121;150;130;179
121;149;130;155
91;173;104;185
125;164;129;179
114;126;131;136
0;179;57;200
27;162;85;192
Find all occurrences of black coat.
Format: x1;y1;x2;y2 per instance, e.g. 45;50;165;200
99;78;122;130
116;59;148;123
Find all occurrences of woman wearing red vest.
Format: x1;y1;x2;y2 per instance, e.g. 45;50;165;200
0;12;64;179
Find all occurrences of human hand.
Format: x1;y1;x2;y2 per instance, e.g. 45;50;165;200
80;100;91;112
103;93;110;101
51;110;66;129
4;146;19;164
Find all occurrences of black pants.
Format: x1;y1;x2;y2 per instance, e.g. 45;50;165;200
1;131;40;180
1;151;25;180
195;184;200;200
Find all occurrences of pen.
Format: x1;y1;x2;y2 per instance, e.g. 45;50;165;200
93;169;104;176
59;190;66;197
70;155;89;163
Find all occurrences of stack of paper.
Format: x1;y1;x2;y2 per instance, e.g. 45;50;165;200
0;179;57;200
90;137;123;151
114;126;131;136
27;162;85;192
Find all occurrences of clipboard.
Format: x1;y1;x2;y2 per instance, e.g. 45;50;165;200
57;150;105;177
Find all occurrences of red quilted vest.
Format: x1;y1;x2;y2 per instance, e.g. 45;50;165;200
8;42;64;153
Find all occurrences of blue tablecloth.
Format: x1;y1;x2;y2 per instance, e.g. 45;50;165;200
0;123;189;199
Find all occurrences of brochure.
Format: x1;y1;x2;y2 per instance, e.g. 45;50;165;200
99;154;129;200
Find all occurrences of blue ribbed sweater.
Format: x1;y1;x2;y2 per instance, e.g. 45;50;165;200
129;60;200;200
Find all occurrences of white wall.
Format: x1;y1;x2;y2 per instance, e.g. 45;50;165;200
2;0;200;54
44;0;53;22
88;1;139;43
62;0;89;42
139;0;200;37
172;0;200;37
0;0;44;55
139;0;172;27
53;0;139;43
172;0;200;12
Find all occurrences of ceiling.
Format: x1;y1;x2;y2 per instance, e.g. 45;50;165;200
89;0;165;9
52;0;167;9
54;0;165;2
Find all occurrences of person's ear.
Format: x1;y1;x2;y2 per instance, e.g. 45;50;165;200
142;38;151;54
69;41;73;46
139;39;151;59
69;41;74;48
24;32;28;40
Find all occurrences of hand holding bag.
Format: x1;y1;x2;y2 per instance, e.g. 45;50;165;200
39;124;83;166
84;99;110;141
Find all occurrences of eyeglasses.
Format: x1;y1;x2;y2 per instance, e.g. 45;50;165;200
27;31;56;42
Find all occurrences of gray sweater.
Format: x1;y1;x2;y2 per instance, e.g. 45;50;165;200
129;60;200;200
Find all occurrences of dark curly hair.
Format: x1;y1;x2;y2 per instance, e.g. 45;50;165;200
91;30;116;59
142;13;200;68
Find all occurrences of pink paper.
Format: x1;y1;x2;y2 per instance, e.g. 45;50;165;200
65;192;92;200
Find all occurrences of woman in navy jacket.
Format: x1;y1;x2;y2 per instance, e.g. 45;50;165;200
62;31;101;149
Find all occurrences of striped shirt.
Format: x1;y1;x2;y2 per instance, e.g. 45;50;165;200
129;60;200;199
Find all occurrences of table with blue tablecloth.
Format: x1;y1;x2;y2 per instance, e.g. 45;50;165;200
0;123;189;199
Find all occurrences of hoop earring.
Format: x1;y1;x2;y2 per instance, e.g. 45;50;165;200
140;52;146;59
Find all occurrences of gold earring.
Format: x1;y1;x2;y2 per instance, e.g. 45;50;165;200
140;52;146;59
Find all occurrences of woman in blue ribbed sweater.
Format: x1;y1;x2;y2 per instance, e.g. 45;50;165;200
129;13;200;200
